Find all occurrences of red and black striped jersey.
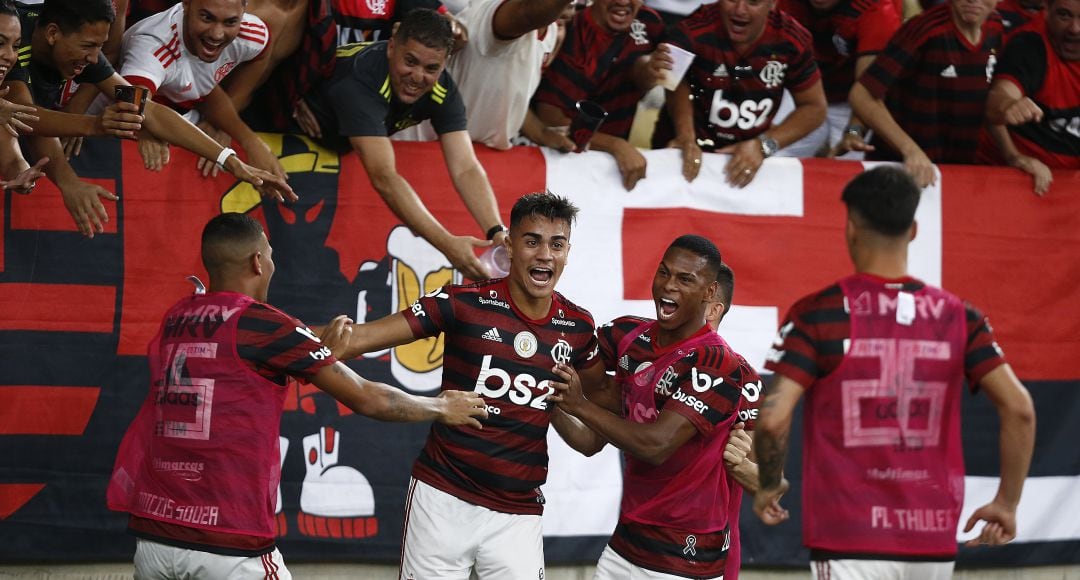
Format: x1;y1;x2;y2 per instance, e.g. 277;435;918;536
598;316;761;578
991;21;1080;168
532;6;665;139
651;5;820;151
858;3;1004;164
764;275;1006;390
779;0;901;103
235;302;337;384
402;278;600;515
996;0;1045;37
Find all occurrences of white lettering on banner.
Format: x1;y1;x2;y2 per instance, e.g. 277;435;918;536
473;355;554;410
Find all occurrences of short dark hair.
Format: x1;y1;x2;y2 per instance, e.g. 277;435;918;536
0;0;18;19
841;166;921;236
509;191;579;230
715;262;734;319
394;8;453;54
41;0;115;34
668;234;722;281
201;213;264;275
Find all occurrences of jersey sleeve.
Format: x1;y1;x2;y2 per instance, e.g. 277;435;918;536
763;295;823;389
574;324;602;371
120;31;170;93
857;15;923;98
666;345;757;435
783;18;821;92
236;303;337;381
964;302;1008;387
237;15;272;62
994;31;1046;98
429;74;469;134
326;54;393;137
78;54;117;86
402;285;456;339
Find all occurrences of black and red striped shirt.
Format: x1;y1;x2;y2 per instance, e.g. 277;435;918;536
651;5;820;150
988;20;1080;169
858;3;1004;164
996;0;1045;37
779;0;901;103
402;278;600;515
764;276;1006;389
532;5;665;139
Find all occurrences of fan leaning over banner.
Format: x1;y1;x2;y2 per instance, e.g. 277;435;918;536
117;0;286;180
319;192;601;580
848;0;1003;188
6;0;295;238
299;8;506;281
753;166;1036;580
549;235;777;580
776;0;901;159
651;0;826;189
107;212;486;580
530;0;671;191
979;0;1080;196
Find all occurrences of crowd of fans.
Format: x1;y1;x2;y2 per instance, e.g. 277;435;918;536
0;0;1076;246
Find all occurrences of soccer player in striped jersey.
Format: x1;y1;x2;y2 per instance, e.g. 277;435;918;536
653;0;826;188
753;166;1035;580
118;0;286;180
108;213;486;580
322;192;601;580
850;0;1003;187
981;0;1080;195
551;235;773;580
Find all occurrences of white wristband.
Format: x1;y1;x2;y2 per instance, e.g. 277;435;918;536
215;147;236;169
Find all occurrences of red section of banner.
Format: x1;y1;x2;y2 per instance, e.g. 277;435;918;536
0;484;46;520
0;386;100;435
940;166;1080;381
9;178;119;233
622;159;863;316
0;283;115;332
117;142;220;355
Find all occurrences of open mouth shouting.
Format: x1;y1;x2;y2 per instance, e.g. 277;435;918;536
529;266;555;287
657;297;679;321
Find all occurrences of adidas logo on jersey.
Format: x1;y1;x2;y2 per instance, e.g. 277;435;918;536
619;355;630;370
713;64;728;78
940;65;958;78
482;327;502;342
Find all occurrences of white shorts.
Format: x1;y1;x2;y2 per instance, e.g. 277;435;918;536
399;478;544;580
133;538;291;580
811;558;954;580
593;545;724;580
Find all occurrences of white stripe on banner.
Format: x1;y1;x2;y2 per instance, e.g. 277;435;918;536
540;151;948;537
960;476;1080;543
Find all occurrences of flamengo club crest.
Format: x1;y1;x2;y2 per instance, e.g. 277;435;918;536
551;339;573;365
214;61;236;83
367;0;388;15
759;60;787;89
629;20;648;45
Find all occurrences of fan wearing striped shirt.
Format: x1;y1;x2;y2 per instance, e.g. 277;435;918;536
119;0;286;179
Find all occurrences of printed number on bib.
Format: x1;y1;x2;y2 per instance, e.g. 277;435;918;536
840;339;949;449
157;342;217;440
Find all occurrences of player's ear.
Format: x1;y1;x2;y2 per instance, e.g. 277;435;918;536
909;220;918;242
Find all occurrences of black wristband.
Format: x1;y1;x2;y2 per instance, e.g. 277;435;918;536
485;224;507;240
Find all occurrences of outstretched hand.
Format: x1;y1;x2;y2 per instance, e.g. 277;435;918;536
2;157;48;195
225;156;298;203
753;483;791;526
318;314;355;360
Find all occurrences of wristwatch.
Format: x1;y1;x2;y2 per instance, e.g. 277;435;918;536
758;134;779;158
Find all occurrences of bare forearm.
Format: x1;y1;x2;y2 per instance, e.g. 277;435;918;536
726;456;762;494
850;83;920;157
768;101;826;148
495;0;572;39
143;101;228;160
333;365;442;422
28;108;99;138
371;171;455;249
754;429;788;491
668;82;695;139
996;404;1036;508
450;165;502;233
566;400;669;464
30;136;79;185
551;408;608;456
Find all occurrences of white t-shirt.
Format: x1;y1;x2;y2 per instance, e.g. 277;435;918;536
120;3;270;110
393;0;557;149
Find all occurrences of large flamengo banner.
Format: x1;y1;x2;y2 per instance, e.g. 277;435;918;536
0;137;1077;567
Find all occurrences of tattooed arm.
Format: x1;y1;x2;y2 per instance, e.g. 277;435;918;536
751;373;805;524
312;362;488;427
